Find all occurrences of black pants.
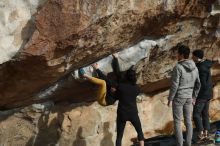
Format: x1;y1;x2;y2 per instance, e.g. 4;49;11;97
193;100;210;132
116;111;144;146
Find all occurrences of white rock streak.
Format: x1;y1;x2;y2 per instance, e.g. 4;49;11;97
0;0;47;64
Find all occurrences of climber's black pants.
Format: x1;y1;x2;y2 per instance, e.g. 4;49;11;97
116;111;144;146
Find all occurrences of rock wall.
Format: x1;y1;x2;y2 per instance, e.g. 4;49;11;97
1;0;219;109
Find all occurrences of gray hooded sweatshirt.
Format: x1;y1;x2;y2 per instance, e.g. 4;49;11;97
168;59;201;101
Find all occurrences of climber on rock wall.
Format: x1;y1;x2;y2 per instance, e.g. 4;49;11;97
79;53;145;146
167;45;201;146
78;55;119;106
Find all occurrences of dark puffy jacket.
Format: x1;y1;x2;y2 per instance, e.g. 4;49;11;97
196;60;213;100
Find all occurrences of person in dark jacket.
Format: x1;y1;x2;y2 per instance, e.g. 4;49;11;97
192;49;213;141
113;54;144;146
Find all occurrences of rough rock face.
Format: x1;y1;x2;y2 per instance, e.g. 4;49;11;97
0;83;219;146
0;0;219;109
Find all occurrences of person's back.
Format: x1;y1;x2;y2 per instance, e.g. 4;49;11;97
117;82;139;114
173;60;200;99
196;60;213;100
113;63;144;146
168;45;201;146
192;50;213;141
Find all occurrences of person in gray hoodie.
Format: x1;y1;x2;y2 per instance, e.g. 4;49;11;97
167;45;201;146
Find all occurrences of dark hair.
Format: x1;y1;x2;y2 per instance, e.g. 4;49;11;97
178;45;190;59
193;49;204;59
126;66;137;85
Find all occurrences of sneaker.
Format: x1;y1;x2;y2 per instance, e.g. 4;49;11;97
204;132;210;140
197;133;205;143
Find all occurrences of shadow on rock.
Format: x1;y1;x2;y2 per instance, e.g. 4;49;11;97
100;122;114;146
33;111;61;146
72;127;87;146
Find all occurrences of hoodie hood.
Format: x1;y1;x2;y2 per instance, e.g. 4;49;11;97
178;60;196;72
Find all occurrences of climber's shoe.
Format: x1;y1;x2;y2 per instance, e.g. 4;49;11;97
78;68;86;77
